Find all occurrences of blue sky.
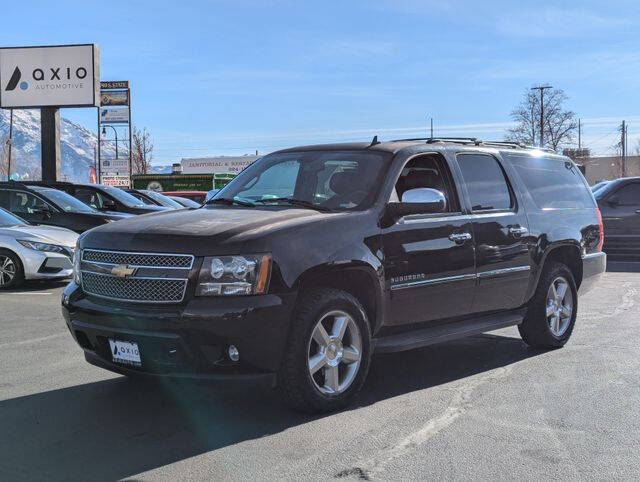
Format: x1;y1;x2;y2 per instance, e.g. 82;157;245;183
4;0;640;162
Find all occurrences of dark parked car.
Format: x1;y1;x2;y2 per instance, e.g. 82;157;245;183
594;177;640;258
126;189;184;209
168;196;201;208
23;182;170;215
63;138;605;412
0;182;130;233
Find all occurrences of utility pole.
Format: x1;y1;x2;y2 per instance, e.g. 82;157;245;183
531;85;553;147
578;118;581;150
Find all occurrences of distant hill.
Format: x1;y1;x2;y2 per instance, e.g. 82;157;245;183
0;109;115;182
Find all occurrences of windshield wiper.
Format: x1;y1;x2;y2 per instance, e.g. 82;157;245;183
255;197;334;212
206;197;256;207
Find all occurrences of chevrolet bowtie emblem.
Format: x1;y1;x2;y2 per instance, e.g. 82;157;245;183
111;264;136;278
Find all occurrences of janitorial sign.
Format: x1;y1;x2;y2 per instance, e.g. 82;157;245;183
0;44;100;108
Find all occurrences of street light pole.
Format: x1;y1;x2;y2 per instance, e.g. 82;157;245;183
531;85;552;148
101;125;119;159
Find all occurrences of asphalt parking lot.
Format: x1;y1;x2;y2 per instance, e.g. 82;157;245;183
1;262;639;481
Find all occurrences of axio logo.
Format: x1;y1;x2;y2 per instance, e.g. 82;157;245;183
4;67;27;91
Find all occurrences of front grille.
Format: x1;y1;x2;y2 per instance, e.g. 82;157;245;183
82;249;193;268
80;249;192;303
82;272;187;303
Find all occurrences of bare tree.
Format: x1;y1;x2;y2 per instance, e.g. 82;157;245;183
0;133;9;180
131;126;153;175
506;87;578;152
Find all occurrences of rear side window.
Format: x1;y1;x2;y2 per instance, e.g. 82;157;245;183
457;154;513;211
508;155;594;209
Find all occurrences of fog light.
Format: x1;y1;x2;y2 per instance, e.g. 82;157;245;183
228;345;240;362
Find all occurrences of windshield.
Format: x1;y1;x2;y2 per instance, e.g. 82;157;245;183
99;185;146;208
142;190;183;209
35;188;97;213
212;151;389;211
0;208;27;227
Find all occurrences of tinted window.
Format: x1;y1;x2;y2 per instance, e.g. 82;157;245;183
75;188;106;209
508;155;594;209
35;188;96;213
8;191;54;214
394;155;459;212
457;154;513;211
612;183;640;205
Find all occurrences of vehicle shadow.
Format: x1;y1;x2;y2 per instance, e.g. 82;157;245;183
1;279;69;293
0;332;542;481
606;259;640;273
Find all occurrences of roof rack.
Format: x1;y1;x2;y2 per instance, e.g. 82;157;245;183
390;137;556;152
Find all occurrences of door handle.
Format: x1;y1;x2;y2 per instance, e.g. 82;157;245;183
449;232;472;243
508;226;528;237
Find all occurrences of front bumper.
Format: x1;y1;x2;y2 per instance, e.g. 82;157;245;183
61;282;297;382
21;248;73;280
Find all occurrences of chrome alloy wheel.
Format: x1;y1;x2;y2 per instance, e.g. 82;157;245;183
307;310;362;395
0;255;16;286
546;276;574;337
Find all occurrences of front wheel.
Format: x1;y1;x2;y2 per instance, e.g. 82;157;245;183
278;288;372;413
519;262;578;348
0;250;24;289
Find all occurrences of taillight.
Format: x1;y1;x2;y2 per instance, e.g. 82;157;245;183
595;207;604;252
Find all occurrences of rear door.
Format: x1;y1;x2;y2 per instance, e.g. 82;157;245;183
455;152;532;313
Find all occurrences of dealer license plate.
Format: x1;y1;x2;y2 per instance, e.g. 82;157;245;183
109;339;141;366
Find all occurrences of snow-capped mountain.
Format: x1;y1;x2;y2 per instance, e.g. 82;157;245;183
0;109;115;182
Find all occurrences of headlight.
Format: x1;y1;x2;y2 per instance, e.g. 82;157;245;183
18;240;67;254
196;254;271;296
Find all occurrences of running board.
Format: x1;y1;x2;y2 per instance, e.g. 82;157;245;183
374;310;525;354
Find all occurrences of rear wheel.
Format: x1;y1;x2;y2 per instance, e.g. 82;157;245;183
278;288;372;413
0;250;23;289
519;262;577;348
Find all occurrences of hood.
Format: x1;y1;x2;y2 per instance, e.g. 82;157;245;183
0;224;78;247
81;206;338;255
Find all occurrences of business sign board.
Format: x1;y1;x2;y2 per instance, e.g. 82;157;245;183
100;89;128;106
0;44;99;108
100;80;128;90
100;107;129;123
101;174;130;188
181;156;260;175
100;158;130;175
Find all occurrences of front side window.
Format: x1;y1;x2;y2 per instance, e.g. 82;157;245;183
214;151;389;211
36;188;96;213
75;188;106;209
612;183;640;205
457;154;513;211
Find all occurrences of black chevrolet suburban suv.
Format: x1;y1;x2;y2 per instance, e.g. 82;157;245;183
62;138;606;412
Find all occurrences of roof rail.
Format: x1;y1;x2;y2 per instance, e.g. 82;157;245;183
0;180;31;189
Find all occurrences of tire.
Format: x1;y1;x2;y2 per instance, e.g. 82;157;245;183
0;249;24;289
519;262;577;348
278;288;372;413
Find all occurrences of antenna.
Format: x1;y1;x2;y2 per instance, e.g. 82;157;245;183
369;135;380;146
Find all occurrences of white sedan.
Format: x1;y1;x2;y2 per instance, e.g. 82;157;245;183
0;207;78;288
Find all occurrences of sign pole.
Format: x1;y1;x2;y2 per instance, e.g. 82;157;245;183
97;106;101;183
41;107;61;181
7;109;13;179
128;86;132;182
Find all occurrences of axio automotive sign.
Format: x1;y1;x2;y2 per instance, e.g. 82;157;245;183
0;44;99;108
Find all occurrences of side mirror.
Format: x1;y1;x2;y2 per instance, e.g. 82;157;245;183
387;188;447;219
607;196;619;207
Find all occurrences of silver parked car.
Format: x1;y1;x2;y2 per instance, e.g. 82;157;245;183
0;207;78;288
